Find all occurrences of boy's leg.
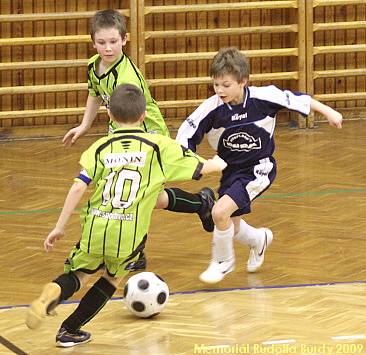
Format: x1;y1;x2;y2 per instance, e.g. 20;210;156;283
162;187;216;232
26;271;89;329
56;271;123;348
233;217;273;273
127;186;216;272
199;195;237;284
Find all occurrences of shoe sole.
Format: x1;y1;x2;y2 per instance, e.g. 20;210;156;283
199;187;216;232
56;337;92;348
26;282;61;330
247;228;273;273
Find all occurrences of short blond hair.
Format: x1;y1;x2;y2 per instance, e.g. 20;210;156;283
210;47;250;82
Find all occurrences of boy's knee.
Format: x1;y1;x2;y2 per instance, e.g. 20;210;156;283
155;190;169;209
53;272;81;301
212;204;230;225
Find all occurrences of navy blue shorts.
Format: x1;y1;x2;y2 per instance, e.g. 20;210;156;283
218;157;276;216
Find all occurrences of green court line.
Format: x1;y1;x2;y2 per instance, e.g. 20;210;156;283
1;188;365;215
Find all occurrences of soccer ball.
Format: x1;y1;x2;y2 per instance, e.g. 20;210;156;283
123;272;169;318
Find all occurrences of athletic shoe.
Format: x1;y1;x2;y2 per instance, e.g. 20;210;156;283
199;258;235;283
198;187;216;232
56;327;91;347
125;251;147;271
26;282;61;329
247;228;273;273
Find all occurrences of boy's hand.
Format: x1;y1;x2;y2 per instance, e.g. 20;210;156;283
327;111;343;129
211;155;228;170
44;227;65;252
63;125;88;147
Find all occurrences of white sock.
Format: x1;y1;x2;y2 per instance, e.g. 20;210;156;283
212;223;235;261
234;219;262;247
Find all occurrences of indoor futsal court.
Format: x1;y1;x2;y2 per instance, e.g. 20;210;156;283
0;121;365;354
1;1;366;354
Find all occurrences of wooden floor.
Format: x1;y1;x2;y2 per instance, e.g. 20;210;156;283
0;120;366;354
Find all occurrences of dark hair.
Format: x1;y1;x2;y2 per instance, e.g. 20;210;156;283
109;84;146;123
210;47;250;82
90;9;127;42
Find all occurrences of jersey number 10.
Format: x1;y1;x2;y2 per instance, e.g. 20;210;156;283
102;169;142;209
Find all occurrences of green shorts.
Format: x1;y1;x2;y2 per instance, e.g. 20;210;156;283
64;245;139;278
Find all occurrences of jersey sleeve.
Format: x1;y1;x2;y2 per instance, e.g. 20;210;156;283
87;55;100;97
250;85;311;116
78;143;104;183
176;94;221;151
160;137;205;181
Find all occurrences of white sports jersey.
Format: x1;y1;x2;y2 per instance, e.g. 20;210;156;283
176;85;311;167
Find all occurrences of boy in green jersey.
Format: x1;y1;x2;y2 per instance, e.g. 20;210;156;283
62;9;217;270
26;84;227;348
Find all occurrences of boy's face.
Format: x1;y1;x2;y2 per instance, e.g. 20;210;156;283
93;27;127;65
212;74;247;105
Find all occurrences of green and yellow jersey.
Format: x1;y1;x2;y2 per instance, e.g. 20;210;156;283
76;127;204;258
87;53;169;137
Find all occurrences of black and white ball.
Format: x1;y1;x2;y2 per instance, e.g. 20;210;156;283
123;272;169;318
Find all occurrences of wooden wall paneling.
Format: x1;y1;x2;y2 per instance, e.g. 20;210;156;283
346;4;356;111
335;5;346;110
152;0;166;119
306;0;315;127
268;8;284;123
297;2;307;128
21;1;37;126
44;1;56;127
324;5;335;109
129;0;138;63
0;1;364;129
250;7;261;88
356;4;366;109
75;1;89;128
163;0;176;121
23;1;36;127
0;1;12;128
11;1;24;127
33;0;46;127
54;0;67;126
65;0;79;127
309;1;365;125
175;0;188;122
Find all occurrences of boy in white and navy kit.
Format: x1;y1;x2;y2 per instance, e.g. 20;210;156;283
177;47;343;284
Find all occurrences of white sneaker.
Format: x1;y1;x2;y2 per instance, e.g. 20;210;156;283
247;228;273;273
199;258;235;284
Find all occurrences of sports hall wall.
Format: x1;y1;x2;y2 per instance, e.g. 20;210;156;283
0;0;365;130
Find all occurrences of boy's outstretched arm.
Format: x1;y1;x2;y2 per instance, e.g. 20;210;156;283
44;181;88;252
62;95;103;147
310;98;343;129
201;155;227;174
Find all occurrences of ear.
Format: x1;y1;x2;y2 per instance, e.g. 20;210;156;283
241;77;249;87
139;111;146;123
121;34;128;46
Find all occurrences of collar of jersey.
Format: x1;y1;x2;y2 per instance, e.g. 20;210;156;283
113;127;145;134
225;86;249;110
93;53;125;80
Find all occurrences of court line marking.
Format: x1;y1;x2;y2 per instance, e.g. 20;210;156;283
1;279;365;311
0;335;28;355
1;187;365;215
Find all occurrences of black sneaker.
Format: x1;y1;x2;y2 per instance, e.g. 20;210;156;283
56;327;91;347
198;187;216;232
125;251;147;271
